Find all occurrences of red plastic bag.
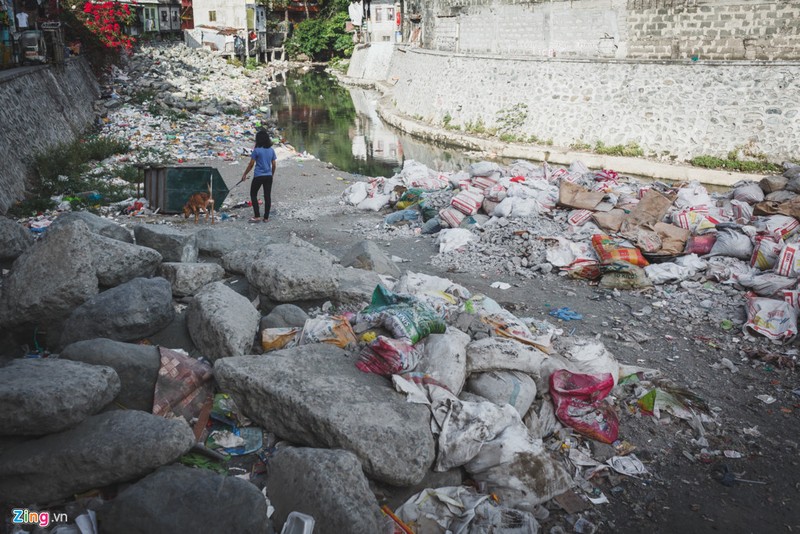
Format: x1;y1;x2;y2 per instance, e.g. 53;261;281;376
549;369;619;444
356;336;421;376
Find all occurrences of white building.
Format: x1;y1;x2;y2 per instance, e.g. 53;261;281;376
191;0;247;29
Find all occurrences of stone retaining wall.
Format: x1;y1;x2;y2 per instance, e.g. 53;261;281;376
0;58;99;214
383;46;799;161
404;0;800;61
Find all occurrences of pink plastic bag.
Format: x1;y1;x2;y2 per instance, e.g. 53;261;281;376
549;369;619;444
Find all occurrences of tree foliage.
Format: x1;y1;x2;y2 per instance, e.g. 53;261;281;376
285;0;353;61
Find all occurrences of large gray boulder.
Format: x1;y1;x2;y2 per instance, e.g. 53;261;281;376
49;211;133;243
0;358;120;436
60;277;175;347
340;240;402;278
247;243;339;302
0;411;195;504
221;248;270;275
60;338;160;412
0;221;98;327
333;266;383;306
133;224;198;263
89;233;163;288
268;447;384;534
159;262;225;297
98;465;269;534
194;226;271;258
187;282;259;361
214;345;434;485
261;304;309;329
0;217;33;262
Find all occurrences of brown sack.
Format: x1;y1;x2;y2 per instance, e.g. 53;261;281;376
754;197;800;219
592;209;627;232
654;222;691;255
558;181;605;210
620;189;675;232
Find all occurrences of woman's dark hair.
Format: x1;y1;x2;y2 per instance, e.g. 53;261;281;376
255;130;272;148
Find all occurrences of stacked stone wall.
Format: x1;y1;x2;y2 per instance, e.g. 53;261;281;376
0;58;99;214
385;47;800;161
404;0;800;60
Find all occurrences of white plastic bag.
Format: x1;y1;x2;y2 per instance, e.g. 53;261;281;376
437;228;477;253
465;370;537;417
341;182;368;205
419;327;471;395
733;183;765;204
356;193;390;211
645;262;693;284
744;295;797;342
675;183;711;209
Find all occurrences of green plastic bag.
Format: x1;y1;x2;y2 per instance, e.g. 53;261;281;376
357;285;446;344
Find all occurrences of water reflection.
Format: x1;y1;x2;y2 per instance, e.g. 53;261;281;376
269;69;481;177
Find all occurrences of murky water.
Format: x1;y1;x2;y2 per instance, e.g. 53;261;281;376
269;69;482;177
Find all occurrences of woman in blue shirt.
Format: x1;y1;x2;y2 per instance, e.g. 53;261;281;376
240;130;277;222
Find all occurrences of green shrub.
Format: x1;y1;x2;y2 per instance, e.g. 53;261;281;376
595;141;644;157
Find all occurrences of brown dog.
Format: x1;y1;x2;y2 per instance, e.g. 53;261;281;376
183;192;215;224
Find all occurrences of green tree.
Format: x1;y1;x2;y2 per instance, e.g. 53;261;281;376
285;0;353;60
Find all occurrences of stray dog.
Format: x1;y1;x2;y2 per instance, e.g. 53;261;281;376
183;190;215;224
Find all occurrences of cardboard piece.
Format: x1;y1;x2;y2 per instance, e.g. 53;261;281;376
621;189;675;231
592;209;627;232
558;181;605;210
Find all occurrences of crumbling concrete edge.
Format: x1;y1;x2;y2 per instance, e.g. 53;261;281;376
335;73;762;188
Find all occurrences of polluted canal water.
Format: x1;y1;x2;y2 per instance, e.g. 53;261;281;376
269;69;484;177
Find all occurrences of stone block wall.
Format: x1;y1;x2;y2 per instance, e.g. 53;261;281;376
404;0;800;60
0;58;99;214
385;47;800;161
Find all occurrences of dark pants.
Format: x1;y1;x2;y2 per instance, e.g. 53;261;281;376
250;175;273;219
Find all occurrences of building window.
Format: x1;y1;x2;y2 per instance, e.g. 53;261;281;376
386;7;394;21
374;7;382;22
382;36;390;41
209;10;216;22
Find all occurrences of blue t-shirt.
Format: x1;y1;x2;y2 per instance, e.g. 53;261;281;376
251;147;276;177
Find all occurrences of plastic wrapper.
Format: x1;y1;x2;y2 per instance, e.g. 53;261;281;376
261;327;300;352
562;259;603;280
439;206;466;228
775;242;800;277
591;234;649;267
298;316;357;349
750;237;783;270
743;294;798;342
451;189;484;216
759;214;800;241
673;207;709;232
357;285;447;344
549;369;619;444
568;209;593;226
356;336;421;375
395;188;426;209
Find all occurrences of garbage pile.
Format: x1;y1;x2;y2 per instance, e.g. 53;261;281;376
96;42;281;166
0;212;715;533
342;159;800;345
